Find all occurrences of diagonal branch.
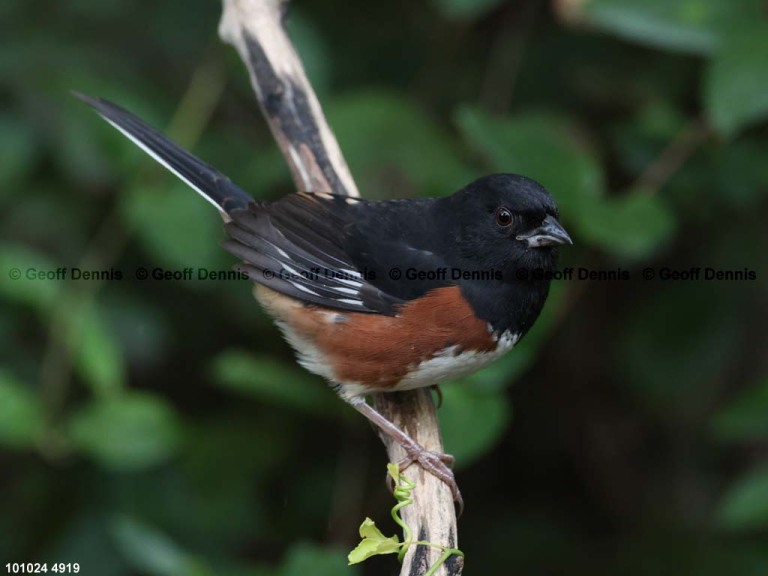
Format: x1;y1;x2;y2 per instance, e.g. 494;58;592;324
218;1;461;575
219;0;358;197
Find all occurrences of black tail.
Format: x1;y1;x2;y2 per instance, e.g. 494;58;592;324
73;92;253;213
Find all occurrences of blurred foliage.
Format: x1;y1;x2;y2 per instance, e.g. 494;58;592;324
0;370;45;449
1;0;767;575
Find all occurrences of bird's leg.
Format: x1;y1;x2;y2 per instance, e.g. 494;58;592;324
352;398;463;512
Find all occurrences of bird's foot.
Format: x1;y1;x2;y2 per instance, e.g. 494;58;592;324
396;447;463;515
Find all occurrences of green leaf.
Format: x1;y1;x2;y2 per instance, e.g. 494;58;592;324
358;517;398;545
456;107;677;257
577;191;676;258
67;392;181;471
282;543;358;576
0;370;44;449
560;0;761;55
705;23;768;136
329;91;473;199
0;242;126;395
111;515;212;576
0;244;60;312
431;0;505;20
0;244;125;396
211;350;339;416
347;518;401;565
712;377;768;441
73;306;126;398
455;107;604;226
0;112;37;186
438;385;511;468
121;180;223;272
716;467;768;531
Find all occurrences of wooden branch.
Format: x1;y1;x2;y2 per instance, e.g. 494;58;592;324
374;391;462;575
218;0;358;197
218;1;461;575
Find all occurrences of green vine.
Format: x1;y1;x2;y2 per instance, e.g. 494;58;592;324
347;463;464;575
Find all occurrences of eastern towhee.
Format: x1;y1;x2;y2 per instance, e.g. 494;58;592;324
76;93;572;510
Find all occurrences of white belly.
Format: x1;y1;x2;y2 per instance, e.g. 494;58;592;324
340;330;519;397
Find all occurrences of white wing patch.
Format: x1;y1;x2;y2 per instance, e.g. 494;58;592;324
289;282;321;296
271;250;368;306
339;268;362;280
336;277;363;288
337;298;366;307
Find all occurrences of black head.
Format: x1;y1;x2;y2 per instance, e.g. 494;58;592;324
444;174;572;280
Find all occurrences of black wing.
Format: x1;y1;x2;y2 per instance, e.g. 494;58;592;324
223;193;412;314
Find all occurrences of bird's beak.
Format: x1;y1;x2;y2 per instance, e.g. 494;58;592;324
516;215;572;248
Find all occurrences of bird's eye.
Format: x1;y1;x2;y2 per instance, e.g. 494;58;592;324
495;207;513;227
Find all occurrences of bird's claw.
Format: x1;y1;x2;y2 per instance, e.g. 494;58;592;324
388;447;463;515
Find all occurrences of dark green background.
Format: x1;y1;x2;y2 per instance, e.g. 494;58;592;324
2;0;767;574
